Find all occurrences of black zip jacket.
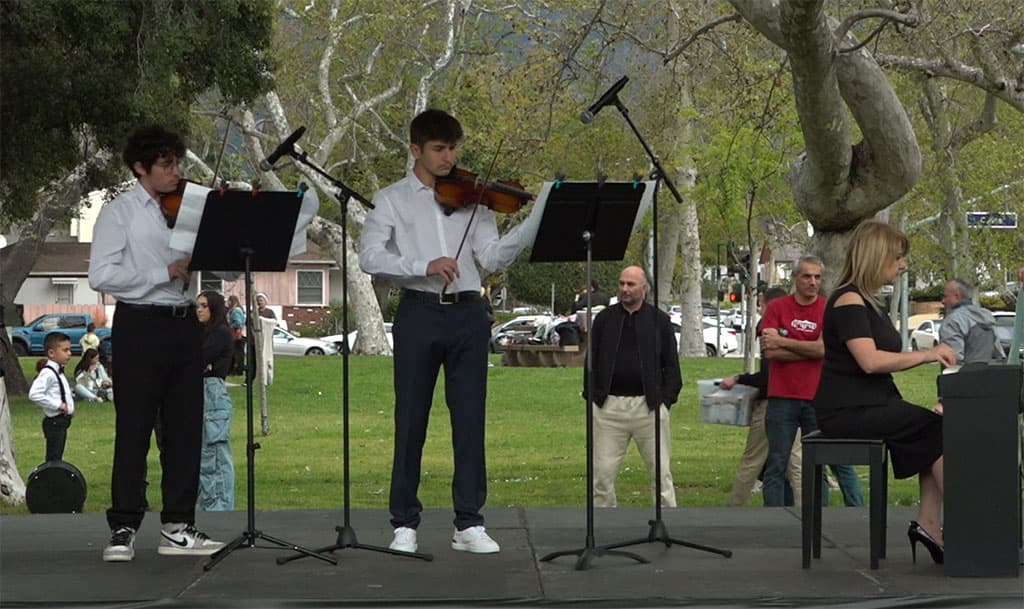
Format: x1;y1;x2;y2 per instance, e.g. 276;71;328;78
584;302;683;409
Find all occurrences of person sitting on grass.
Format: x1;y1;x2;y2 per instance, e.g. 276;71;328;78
74;348;113;402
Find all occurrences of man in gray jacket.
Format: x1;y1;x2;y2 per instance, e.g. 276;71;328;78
939;278;1005;365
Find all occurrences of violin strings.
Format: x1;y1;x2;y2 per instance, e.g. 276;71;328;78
448;139;505;288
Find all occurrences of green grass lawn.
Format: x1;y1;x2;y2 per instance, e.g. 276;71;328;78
1;355;943;515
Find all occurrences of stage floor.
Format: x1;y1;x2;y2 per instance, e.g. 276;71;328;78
1;506;1020;608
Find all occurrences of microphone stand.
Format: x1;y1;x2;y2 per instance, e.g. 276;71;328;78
596;98;732;561
277;151;433;564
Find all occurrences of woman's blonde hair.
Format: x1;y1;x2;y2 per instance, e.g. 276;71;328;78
837;219;908;305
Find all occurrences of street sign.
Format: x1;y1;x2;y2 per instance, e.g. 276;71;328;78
966;211;1017;229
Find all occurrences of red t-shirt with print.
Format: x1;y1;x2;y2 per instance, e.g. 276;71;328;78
760;293;825;401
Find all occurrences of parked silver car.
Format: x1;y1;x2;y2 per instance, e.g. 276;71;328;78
272;327;337;356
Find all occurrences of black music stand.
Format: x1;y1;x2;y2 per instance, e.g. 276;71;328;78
532;181;649;570
275;154;432;565
595;174;731;561
188;189;336;570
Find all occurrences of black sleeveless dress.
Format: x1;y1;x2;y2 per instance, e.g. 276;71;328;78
812;284;942;479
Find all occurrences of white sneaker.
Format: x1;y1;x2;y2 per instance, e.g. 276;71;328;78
451;525;500;554
389;526;417;552
102;527;136;562
158;523;225;556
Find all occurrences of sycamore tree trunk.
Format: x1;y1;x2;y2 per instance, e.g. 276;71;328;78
730;0;922;289
307;217;391;355
675;167;706;358
0;378;26;505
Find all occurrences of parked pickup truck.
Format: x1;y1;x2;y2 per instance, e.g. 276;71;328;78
11;313;110;356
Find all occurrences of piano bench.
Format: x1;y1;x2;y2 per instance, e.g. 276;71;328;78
801;430;888;569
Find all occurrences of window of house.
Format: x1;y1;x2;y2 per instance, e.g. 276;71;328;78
55;284;75;305
296;270;324;305
199;272;223;294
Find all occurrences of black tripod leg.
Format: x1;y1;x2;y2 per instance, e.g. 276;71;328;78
540;546;648;571
203;531;255;571
257;531;337;565
600;519;733;557
276;525;433;564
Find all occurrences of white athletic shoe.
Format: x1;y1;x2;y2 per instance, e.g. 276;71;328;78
451;525;500;554
158;523;225;556
389;526;418;552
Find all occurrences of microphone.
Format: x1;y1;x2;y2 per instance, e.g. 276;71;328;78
259;126;307;171
579;76;629;124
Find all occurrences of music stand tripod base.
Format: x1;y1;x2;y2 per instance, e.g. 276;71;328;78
268;163;431;565
189;189;336;570
530;181;648;570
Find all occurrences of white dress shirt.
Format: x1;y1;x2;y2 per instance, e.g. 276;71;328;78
89;182;191;305
358;171;534;293
28;361;75;417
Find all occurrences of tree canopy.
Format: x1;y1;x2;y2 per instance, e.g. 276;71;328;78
0;0;275;221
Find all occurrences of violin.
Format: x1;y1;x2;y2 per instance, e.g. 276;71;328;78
158;178;198;228
434;167;534;214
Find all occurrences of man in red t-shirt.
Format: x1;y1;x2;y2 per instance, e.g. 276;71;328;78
760;256;862;507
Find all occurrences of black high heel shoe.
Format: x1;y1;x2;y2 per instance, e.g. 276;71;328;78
907;521;944;565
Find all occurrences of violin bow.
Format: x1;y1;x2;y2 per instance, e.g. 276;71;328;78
443;138;504;296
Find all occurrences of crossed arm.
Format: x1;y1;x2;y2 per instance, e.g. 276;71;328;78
760;328;824;362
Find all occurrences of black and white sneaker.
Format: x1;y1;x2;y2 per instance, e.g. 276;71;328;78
103;527;136;562
158;523;225;556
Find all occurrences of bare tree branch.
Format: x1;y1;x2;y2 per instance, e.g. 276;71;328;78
875;52;1024;111
834;8;917;42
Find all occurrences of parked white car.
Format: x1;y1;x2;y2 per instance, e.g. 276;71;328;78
910;319;942;351
321;322;395;353
673;321;739;357
272;327;337;356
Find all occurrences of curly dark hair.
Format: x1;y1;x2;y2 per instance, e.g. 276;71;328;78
123;125;186;177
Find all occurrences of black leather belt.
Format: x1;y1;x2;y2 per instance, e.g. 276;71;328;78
117;302;195;318
402;289;481;305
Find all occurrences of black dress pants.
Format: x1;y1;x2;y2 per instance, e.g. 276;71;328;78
106;304;203;531
42;414;72;462
388;295;490;530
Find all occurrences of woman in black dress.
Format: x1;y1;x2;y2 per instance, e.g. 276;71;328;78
813;220;956;564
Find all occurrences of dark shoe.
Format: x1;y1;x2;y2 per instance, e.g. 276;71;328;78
907;521;944;565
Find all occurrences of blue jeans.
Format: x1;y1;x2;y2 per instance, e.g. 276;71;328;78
199;378;235;511
764;399;818;506
764;398;864;507
828;464;864;507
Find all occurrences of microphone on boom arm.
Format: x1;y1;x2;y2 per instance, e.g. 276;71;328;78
579;76;629;124
259;126;307;171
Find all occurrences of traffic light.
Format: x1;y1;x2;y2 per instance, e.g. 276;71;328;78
729;283;742;303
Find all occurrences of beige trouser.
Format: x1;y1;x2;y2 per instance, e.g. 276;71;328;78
728;399;803;506
592;395;677;508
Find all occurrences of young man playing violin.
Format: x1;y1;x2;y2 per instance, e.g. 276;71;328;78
359;109;536;554
89;125;224;562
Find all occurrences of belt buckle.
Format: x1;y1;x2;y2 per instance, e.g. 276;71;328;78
439;292;458;305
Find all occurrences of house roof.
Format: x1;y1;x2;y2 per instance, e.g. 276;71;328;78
1;241;92;275
1;239;337;277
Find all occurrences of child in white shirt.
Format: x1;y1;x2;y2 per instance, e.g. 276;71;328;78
28;333;76;461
